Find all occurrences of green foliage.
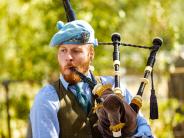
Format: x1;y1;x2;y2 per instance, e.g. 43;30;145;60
11;94;30;120
0;83;40;138
0;0;61;81
150;99;184;138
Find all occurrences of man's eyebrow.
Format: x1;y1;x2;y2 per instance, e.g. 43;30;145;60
72;47;83;50
59;46;67;49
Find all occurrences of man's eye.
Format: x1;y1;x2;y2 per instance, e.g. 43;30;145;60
60;49;66;52
73;49;82;53
74;50;80;52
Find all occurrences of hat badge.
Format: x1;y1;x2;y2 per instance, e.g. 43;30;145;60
81;32;90;43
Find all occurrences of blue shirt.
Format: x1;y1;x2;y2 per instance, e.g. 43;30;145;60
30;75;153;138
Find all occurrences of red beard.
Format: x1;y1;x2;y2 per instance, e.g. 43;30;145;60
63;71;81;84
60;60;90;84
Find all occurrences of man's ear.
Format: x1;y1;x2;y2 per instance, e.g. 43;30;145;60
89;45;94;61
57;46;62;65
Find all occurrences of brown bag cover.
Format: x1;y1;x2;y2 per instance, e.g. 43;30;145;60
96;89;137;137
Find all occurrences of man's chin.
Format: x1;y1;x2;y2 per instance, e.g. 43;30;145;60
63;73;81;84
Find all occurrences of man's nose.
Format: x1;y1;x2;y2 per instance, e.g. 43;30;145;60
66;52;73;61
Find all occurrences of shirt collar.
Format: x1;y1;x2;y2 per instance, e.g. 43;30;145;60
59;74;69;90
59;72;92;90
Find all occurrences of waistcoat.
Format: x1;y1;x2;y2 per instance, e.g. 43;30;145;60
52;79;102;138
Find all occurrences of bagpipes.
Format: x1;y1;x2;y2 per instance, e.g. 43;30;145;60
62;0;162;137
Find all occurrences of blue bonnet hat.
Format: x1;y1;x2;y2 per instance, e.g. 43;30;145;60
50;20;98;47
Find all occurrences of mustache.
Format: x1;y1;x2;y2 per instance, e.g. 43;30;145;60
65;63;77;69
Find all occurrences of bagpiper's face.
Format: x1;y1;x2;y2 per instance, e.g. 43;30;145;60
58;44;94;84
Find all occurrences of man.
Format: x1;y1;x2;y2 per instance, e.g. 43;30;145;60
29;20;153;138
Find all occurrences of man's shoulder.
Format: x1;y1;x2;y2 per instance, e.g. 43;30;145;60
34;84;59;106
98;75;132;99
30;84;60;125
98;76;126;89
98;76;114;84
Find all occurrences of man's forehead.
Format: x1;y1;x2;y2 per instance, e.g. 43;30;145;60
59;44;90;49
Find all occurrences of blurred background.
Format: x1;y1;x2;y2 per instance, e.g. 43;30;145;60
0;0;184;137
